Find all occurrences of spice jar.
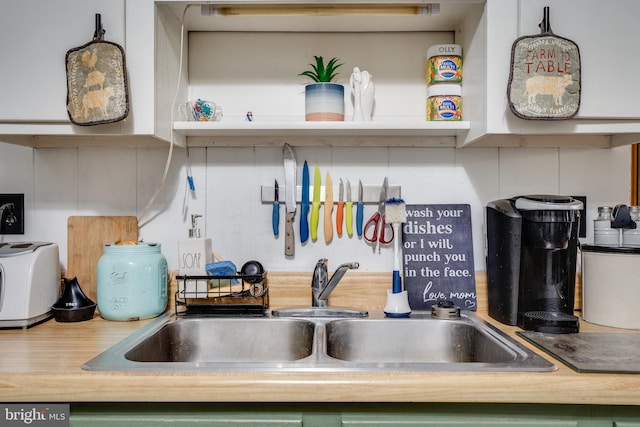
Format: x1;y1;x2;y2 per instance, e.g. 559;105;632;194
593;206;619;247
427;84;462;121
623;206;640;247
96;242;168;321
426;44;463;84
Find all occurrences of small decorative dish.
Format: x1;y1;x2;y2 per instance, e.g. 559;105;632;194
179;99;222;122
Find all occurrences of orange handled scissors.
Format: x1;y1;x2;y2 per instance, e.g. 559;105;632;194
364;177;394;251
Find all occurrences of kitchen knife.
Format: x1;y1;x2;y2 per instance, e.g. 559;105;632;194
310;164;321;241
283;143;297;256
345;179;353;237
300;161;310;243
272;179;280;236
336;179;344;237
356;180;364;237
324;171;334;243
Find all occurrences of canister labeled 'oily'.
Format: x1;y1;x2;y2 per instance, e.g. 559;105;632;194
97;242;168;321
426;44;463;84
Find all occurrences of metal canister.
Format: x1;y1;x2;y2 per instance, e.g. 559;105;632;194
96;242;168;321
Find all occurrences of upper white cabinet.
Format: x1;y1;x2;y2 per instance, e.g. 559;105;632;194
0;0;174;147
464;0;640;147
520;0;640;119
0;0;125;122
0;0;132;145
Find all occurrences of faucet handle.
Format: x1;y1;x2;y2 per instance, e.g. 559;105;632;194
339;262;359;270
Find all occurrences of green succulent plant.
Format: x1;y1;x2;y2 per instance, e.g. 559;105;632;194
299;56;343;83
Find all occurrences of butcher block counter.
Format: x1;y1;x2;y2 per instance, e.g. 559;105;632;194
1;273;640;407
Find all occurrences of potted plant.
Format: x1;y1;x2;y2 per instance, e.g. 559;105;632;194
300;56;345;121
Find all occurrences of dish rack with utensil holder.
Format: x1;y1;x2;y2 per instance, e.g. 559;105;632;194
175;271;268;316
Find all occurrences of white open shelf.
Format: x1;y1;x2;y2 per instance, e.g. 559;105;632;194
173;117;470;146
173;117;470;137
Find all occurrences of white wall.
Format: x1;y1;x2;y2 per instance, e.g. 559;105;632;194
0;141;631;273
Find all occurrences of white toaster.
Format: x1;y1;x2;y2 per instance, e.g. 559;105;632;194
0;242;60;328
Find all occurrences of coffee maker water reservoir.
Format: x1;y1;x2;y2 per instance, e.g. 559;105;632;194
486;195;583;334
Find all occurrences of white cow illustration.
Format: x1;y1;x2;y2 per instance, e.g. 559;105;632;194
523;74;573;106
82;86;115;119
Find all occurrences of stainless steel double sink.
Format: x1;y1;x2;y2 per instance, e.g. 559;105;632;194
83;311;555;372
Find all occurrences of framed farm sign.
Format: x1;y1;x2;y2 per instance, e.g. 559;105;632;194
507;7;581;120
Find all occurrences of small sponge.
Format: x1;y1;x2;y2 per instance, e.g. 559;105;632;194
206;260;240;286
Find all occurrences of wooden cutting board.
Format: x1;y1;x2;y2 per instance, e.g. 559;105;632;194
67;216;138;302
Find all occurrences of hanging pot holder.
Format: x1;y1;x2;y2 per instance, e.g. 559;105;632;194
507;7;581;120
65;15;129;126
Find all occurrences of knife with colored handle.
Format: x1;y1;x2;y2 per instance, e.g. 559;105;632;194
300;161;310;243
345;179;353;237
310;164;321;241
336;178;344;237
324;171;334;243
356;179;364;237
272;179;280;236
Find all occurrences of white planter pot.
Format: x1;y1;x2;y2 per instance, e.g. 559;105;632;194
304;83;344;121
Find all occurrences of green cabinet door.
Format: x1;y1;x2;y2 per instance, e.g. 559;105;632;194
71;403;303;427
70;403;640;427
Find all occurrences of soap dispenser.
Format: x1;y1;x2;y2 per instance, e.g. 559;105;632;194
178;214;213;298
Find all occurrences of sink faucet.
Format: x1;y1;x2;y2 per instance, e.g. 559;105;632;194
271;258;366;318
311;259;359;308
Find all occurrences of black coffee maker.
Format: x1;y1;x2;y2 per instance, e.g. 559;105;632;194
485;195;583;334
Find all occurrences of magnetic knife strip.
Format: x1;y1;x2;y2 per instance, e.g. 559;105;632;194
261;184;401;204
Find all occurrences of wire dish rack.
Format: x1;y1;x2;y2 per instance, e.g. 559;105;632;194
175;272;268;316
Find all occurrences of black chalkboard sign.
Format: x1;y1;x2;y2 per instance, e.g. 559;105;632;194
401;204;476;310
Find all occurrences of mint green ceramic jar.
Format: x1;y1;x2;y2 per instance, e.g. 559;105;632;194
96;243;168;321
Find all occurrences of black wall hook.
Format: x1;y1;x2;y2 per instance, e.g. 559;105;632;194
93;13;105;40
538;6;552;34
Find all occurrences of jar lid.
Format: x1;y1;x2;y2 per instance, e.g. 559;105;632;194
427;84;462;97
427;44;462;59
103;242;162;253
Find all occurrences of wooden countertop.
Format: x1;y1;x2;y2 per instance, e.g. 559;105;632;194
1;273;639;405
